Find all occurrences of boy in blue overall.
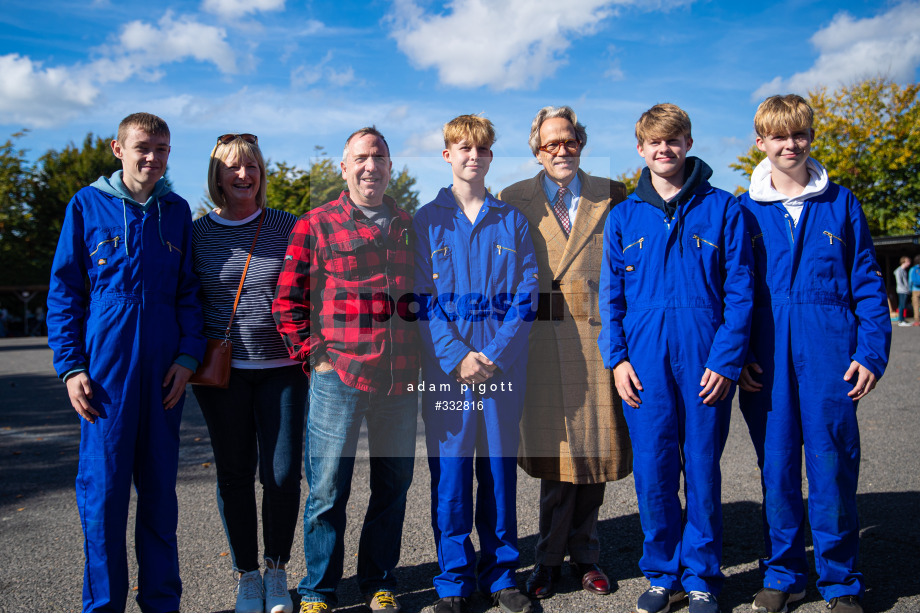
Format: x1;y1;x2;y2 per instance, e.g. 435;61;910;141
737;95;891;614
599;103;753;613
413;115;539;613
47;113;205;612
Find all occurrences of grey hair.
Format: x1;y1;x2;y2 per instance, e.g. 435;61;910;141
527;106;587;156
342;126;390;162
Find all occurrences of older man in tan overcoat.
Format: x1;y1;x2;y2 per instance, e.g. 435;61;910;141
498;106;632;601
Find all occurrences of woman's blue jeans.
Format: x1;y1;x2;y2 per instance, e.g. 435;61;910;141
193;364;308;572
297;367;417;607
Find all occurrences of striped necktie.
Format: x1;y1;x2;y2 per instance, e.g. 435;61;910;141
552;186;572;236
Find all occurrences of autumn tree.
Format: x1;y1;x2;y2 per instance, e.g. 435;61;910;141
615;167;642;195
732;78;920;235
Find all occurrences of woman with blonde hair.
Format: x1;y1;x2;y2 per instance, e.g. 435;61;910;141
192;133;306;613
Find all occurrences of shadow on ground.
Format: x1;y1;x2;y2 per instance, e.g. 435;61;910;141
310;491;920;612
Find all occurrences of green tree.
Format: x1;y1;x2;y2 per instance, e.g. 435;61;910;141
266;161;312;216
21;134;124;285
0;132;34;286
732;78;920;235
306;153;345;212
265;147;420;217
387;166;420;215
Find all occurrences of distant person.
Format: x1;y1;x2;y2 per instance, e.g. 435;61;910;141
192;133;305;613
46;112;205;612
910;255;920;326
738;94;891;614
273;127;419;613
25;308;35;336
498;106;631;602
0;307;8;337
414;114;538;613
599;103;753;614
895;256;911;326
34;305;45;336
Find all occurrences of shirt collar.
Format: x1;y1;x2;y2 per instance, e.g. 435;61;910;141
542;171;581;202
341;191;403;222
434;185;505;211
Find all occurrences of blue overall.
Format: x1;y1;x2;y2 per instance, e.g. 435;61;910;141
599;183;753;595
737;183;890;601
47;178;204;612
413;187;538;597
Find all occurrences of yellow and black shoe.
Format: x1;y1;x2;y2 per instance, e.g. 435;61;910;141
365;590;401;612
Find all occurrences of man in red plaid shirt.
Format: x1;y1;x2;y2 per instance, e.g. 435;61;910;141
273;126;419;613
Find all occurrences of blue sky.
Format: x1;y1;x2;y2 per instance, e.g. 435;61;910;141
2;0;920;208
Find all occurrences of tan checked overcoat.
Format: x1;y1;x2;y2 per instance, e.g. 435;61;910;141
498;169;632;484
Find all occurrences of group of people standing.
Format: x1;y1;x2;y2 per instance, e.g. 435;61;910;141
47;94;890;614
893;254;920;326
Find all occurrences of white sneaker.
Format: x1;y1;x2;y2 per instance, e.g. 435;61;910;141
263;567;293;613
898;321;912;327
236;569;264;613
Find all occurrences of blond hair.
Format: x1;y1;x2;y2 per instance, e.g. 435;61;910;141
635;103;692;144
207;137;268;209
754;94;814;138
443;114;496;149
117;112;170;144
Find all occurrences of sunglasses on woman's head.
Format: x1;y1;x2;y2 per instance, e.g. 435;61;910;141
217;133;258;145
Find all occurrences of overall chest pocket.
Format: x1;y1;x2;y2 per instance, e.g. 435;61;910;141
87;227;124;268
491;240;520;288
687;230;720;270
328;235;376;282
812;226;848;291
621;235;647;298
430;244;455;289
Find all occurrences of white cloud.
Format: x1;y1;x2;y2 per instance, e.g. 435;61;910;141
0;54;99;126
400;128;446;157
0;13;238;127
754;2;920;99
202;0;285;18
102;12;238;76
386;105;411;122
389;0;616;90
291;51;357;89
604;59;625;81
388;0;690;90
291;64;322;88
327;67;355;87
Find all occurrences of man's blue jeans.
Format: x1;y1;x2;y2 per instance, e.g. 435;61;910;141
298;367;417;607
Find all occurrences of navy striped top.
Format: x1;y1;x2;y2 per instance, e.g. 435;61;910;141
192;207;298;368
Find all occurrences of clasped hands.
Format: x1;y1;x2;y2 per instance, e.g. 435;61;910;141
452;351;496;386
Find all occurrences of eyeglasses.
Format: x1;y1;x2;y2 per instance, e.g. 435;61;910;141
217;133;258;145
538;139;581;154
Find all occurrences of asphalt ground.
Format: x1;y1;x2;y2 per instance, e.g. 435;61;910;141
1;327;918;613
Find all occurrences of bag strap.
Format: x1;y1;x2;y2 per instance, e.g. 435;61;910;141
224;209;265;340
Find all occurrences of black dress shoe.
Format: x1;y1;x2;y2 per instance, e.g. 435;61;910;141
525;564;561;599
432;596;468;613
491;587;534;613
572;563;612;595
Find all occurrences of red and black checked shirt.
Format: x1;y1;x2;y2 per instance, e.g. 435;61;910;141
273;191;419;394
